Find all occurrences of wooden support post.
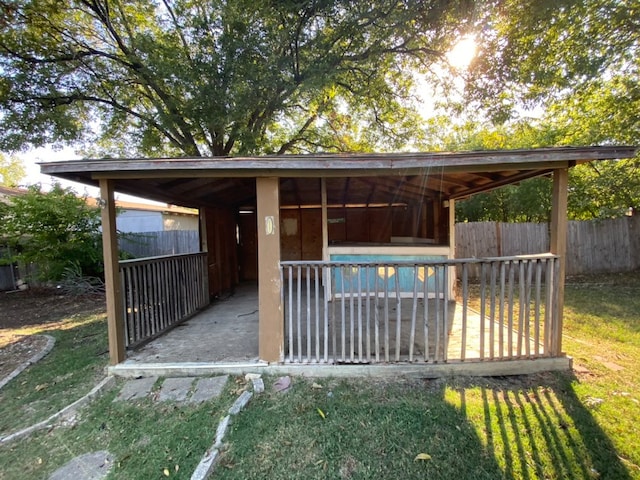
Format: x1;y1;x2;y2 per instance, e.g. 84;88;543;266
550;168;568;355
257;177;284;363
99;179;125;365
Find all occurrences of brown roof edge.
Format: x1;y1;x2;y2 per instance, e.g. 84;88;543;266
40;145;638;175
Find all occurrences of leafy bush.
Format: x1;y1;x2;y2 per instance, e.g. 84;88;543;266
0;184;103;282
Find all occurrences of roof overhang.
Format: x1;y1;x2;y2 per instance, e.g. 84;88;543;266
40;146;637;209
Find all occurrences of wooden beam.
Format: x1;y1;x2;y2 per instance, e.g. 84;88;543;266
450;169;555;199
257;177;284;363
99;179;126;365
550;168;569;355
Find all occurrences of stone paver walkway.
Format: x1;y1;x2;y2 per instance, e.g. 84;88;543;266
49;451;113;480
114;375;228;404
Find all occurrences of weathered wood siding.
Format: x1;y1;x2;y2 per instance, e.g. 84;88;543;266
456;216;640;277
203;206;239;298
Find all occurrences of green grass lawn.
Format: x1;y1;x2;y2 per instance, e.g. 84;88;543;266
0;271;638;479
0;382;236;479
0;309;108;436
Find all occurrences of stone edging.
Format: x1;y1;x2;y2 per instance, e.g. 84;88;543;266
0;334;56;391
190;375;265;480
0;376;116;445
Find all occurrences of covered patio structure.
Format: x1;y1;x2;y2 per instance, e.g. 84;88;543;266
41;146;636;377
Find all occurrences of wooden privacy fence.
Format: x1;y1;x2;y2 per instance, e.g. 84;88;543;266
119;252;209;348
280;254;559;365
456;216;640;277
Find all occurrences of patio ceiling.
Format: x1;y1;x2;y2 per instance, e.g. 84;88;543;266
40;146;637;209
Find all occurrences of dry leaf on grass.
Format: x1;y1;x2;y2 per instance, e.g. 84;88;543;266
414;453;432;461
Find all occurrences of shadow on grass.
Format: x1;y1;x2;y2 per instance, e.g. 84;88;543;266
216;373;633;480
464;372;632;480
217;377;505;480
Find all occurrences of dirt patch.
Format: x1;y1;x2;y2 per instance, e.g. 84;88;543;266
0;288;105;380
0;335;49;381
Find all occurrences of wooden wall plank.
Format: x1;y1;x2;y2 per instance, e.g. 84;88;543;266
301;209;323;260
204;206;240;296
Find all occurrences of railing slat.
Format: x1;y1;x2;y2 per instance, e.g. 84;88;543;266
349;265;355;362
297;269;302;363
525;260;533;358
315;266;320;362
489;262;497;360
365;266;371;362
498;262;506;359
443;264;449;363
394;265;401;362
384;266;390;362
461;263;467;361
534;260;542;357
435;266;441;362
374;268;380;363
508;261;515;358
340;266;346;362
409;266;419;362
518;261;525;357
323;266;329;363
306;266;311;362
479;263;486;361
288;266;293;362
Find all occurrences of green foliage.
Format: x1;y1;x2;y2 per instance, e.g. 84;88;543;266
0;152;25;186
466;0;640;126
426;0;640;222
0;184;102;281
0;0;476;157
422;117;640;221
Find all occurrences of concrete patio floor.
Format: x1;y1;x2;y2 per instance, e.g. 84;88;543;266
125;282;260;364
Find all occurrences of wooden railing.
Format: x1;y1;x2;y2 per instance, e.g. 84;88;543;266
120;252;209;348
280;255;559;364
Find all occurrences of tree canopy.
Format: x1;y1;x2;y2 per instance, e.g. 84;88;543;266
465;0;639;133
0;0;475;157
426;0;640;221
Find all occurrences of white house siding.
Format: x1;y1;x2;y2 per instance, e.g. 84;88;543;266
162;213;199;231
117;210;164;233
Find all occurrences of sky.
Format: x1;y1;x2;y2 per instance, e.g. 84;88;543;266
18;146;165;205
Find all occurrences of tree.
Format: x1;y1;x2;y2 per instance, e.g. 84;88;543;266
465;0;639;131
424;0;640;220
0;153;25;186
0;0;475;157
421;117;554;222
0;184;103;281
